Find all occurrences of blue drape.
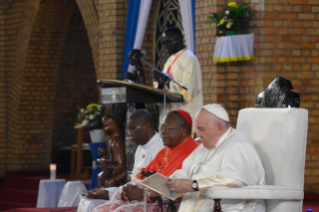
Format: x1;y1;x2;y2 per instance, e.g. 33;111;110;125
192;0;196;53
122;0;141;79
89;142;106;190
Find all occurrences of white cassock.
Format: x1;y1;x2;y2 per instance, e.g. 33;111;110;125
77;133;164;212
171;128;266;212
159;48;203;129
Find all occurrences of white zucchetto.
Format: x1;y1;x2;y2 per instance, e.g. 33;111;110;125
202;104;230;122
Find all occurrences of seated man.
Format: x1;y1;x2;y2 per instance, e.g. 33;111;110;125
93;109;200;212
78;109;164;212
153;104;266;212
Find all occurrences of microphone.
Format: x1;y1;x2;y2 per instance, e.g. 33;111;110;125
132;50;147;59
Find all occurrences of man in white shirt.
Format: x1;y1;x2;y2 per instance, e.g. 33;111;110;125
152;104;266;212
78;109;164;212
155;27;203;129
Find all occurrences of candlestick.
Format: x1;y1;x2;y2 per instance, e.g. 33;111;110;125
50;164;56;180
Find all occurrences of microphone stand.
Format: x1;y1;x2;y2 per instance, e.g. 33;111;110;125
132;57;187;115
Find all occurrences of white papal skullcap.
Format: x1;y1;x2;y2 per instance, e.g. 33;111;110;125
202;104;229;122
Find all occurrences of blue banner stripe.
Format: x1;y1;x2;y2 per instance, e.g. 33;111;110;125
123;0;141;79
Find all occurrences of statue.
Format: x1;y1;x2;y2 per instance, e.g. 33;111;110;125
255;76;300;108
98;115;127;188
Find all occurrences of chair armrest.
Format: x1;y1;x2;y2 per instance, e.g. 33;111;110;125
206;185;303;200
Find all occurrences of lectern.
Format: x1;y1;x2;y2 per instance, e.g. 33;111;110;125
97;79;184;104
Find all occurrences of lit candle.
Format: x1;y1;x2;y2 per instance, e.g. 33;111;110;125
50;164;56;180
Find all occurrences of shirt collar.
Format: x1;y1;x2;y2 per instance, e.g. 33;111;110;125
141;132;160;149
211;127;232;150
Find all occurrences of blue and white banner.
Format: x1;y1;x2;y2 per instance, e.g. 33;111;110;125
123;0;196;78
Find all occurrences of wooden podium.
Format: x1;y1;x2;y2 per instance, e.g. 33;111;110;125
97;79;184;104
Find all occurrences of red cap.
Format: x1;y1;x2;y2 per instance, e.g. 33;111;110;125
174;109;192;128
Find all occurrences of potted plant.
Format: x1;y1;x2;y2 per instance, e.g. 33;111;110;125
75;103;107;143
208;2;249;36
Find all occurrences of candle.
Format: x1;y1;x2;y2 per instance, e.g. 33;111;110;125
50;164;56;180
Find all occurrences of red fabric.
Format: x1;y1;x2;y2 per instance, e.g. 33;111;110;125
174;109;192;128
2;207;77;212
136;136;199;180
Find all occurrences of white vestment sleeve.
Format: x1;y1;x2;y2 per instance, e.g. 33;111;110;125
171;54;201;103
170;146;200;179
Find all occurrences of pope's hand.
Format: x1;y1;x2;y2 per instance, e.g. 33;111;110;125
166;178;194;193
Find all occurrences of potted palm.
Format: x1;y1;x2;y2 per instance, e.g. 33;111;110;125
208;2;249;36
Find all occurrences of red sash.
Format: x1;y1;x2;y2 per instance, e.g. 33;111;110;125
166;49;187;77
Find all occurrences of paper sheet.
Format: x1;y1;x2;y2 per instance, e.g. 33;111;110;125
133;173;184;200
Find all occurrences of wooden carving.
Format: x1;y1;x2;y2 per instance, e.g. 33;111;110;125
98;115;127;188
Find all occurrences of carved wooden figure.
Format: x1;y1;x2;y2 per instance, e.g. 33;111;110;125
98;115;127;188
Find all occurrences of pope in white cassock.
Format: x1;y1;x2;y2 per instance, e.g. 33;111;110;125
151;104;266;212
155;27;203;129
78;110;164;212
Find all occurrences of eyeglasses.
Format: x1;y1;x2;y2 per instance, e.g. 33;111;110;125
126;125;143;135
159;125;183;133
161;37;180;46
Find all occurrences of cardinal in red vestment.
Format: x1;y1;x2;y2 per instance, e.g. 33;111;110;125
93;109;199;212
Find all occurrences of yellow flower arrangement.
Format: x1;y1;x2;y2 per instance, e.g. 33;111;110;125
227;2;237;7
208;2;249;36
76;102;106;132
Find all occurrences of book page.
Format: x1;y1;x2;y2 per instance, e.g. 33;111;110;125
133;173;184;200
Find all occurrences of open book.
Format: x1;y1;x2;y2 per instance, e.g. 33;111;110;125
133;172;184;201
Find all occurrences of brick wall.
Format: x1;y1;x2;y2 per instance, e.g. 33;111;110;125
0;5;6;177
51;5;99;161
98;0;128;80
6;0;41;171
75;0;100;73
195;0;319;191
7;0;76;170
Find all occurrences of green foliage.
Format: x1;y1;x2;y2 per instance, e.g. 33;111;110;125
76;103;107;132
207;2;249;36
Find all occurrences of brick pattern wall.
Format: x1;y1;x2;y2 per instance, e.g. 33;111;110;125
98;0;128;80
6;0;41;171
75;0;100;73
141;0;159;86
0;5;6;176
51;5;99;161
7;0;76;170
195;0;319;191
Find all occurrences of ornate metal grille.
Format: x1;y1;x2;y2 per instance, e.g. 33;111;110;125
154;0;185;71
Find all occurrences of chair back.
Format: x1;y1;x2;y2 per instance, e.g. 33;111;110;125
236;108;308;212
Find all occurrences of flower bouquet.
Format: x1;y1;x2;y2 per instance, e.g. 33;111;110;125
208;2;249;36
75;103;106;133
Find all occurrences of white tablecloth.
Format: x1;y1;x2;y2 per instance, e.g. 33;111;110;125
58;181;87;207
36;179;66;208
214;33;255;62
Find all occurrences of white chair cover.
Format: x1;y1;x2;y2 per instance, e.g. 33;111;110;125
213;33;255;62
58;181;88;207
207;108;308;212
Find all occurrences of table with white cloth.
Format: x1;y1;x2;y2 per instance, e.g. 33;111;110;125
213;33;255;63
36;179;66;208
58;181;87;207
